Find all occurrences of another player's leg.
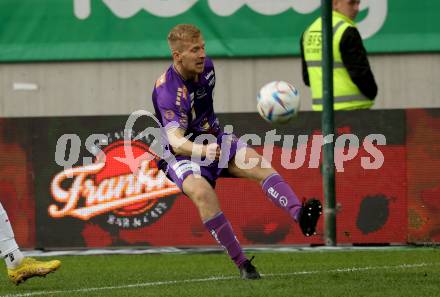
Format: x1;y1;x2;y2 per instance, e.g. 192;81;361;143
228;147;322;236
182;174;260;280
0;203;61;285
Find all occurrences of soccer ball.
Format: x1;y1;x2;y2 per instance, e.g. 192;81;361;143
257;81;300;124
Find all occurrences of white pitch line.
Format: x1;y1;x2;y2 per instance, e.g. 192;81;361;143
1;263;436;297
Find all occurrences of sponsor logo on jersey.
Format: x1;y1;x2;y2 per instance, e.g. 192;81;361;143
204;70;214;80
196;87;207;99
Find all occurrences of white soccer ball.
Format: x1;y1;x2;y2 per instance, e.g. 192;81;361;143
257;81;300;124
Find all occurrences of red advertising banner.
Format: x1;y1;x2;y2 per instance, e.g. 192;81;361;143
0;119;35;248
406;109;440;243
32;111;408;248
2;109;438;249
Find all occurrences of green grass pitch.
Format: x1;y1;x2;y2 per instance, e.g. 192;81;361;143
0;248;439;297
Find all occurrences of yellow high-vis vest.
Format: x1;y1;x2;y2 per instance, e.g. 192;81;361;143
303;11;373;111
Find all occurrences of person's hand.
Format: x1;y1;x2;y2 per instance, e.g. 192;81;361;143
205;143;221;161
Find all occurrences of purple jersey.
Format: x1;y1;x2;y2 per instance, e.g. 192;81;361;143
152;57;220;140
151;57;245;189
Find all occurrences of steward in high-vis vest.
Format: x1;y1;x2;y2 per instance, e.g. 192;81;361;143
300;0;377;111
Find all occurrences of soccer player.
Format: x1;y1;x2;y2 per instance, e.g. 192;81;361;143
152;24;322;279
0;202;61;284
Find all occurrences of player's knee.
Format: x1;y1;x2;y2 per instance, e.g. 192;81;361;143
247;163;277;183
187;185;216;208
190;186;211;203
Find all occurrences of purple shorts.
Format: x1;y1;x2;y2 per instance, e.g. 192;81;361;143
161;132;246;190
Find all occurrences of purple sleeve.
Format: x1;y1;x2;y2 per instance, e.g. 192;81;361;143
156;85;189;131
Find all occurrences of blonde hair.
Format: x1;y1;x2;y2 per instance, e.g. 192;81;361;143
167;24;202;52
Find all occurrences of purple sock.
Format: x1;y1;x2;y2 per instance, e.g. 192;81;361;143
262;173;302;221
204;212;247;267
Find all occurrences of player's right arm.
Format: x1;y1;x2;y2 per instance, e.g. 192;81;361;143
166;126;220;161
154;82;220;161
